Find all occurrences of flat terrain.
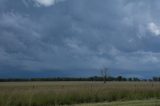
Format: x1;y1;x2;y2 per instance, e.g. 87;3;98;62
0;81;159;106
76;99;160;106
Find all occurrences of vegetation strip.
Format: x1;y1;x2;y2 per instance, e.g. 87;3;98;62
0;82;160;106
76;99;160;106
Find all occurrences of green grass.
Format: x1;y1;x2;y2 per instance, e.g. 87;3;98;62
0;81;159;106
76;99;160;106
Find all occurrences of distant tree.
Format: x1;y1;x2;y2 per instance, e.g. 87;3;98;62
128;78;133;81
101;67;108;83
117;76;123;81
107;76;114;81
133;77;140;81
152;77;160;81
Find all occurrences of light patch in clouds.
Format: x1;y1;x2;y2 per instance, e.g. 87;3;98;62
34;0;56;7
148;22;160;36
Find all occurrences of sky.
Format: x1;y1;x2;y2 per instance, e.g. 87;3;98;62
0;0;160;78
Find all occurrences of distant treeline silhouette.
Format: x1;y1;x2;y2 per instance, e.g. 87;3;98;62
0;76;159;82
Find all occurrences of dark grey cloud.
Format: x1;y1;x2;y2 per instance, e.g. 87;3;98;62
0;0;160;77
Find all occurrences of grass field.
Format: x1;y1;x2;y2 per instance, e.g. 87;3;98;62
0;81;159;106
76;99;160;106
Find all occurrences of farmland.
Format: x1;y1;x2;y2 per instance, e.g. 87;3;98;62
0;81;160;106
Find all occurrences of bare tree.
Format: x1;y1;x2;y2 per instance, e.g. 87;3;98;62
101;67;108;83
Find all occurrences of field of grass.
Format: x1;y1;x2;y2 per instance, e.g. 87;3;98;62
77;99;160;106
0;81;159;106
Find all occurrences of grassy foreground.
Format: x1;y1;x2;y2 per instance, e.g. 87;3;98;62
76;99;160;106
0;81;159;106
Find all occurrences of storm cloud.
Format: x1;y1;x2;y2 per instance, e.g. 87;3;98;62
0;0;160;77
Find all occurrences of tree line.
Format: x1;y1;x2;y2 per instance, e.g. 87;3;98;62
0;76;159;82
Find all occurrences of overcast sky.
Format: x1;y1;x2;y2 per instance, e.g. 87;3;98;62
0;0;160;78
